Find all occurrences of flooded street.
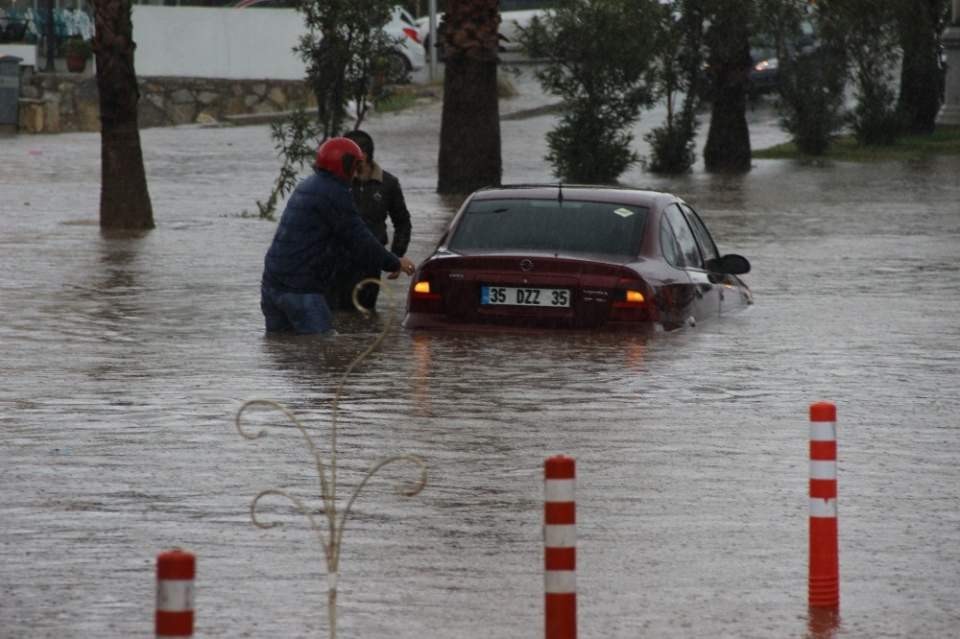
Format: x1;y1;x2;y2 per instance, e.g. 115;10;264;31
2;72;960;638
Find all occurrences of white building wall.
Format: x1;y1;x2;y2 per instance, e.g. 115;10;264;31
0;44;37;67
131;6;308;80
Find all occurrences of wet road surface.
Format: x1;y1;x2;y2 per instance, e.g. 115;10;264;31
2;71;960;637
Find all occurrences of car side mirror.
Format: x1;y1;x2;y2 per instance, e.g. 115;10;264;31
706;254;751;275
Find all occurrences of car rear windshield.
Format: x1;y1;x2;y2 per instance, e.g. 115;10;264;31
448;198;648;257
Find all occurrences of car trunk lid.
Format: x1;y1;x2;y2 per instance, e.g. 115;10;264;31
412;253;655;329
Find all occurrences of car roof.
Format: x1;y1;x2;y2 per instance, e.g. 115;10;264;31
468;184;680;209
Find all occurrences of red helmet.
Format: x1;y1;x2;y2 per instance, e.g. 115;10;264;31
315;137;365;183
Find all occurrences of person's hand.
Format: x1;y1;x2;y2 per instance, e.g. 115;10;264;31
390;256;416;279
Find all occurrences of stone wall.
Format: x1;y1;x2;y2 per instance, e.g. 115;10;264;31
16;69;317;134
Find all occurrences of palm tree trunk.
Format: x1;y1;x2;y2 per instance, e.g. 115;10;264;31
703;1;752;173
897;0;946;134
437;0;502;194
93;0;154;230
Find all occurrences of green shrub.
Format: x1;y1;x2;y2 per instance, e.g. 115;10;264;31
820;0;902;147
850;79;902;146
546;107;638;184
520;0;662;183
374;91;417;113
645;122;697;174
645;0;704;174
777;49;848;156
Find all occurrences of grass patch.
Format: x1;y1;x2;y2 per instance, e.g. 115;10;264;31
373;91;418;113
754;125;960;162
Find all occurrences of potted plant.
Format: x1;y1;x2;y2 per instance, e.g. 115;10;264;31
63;37;92;73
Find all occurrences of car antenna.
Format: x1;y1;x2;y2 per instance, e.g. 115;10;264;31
557;182;563;205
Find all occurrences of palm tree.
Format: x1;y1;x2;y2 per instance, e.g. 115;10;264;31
896;0;949;134
436;0;502;194
92;0;154;229
703;0;752;172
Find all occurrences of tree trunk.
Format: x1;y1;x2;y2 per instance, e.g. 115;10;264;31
437;0;502;194
703;2;752;173
897;0;947;134
93;0;154;230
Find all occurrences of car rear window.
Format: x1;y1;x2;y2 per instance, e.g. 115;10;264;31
448;198;648;257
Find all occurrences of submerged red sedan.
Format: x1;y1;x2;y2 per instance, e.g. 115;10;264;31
403;185;752;332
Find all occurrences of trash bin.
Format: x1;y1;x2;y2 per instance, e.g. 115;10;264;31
0;55;23;133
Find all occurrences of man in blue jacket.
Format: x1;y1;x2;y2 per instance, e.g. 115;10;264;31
260;137;416;335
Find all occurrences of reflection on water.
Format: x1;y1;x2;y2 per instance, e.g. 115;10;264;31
2;114;960;638
808;607;842;639
411;333;434;418
262;332;357;386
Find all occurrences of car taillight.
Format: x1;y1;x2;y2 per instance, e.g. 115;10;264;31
403;27;421;44
409;278;442;313
617;290;645;305
609;288;655;321
413;281;432;295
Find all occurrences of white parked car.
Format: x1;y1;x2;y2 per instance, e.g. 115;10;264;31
386;5;426;79
235;1;425;82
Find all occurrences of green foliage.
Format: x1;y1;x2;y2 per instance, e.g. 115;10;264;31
645;0;705;174
849;79;903;145
249;0;398;219
753;125;960;162
295;0;398;138
752;0;847;155
777;47;848;155
819;0;902;146
545;109;638;183
373;90;417;113
253;108;321;221
645;123;698;174
520;0;662;183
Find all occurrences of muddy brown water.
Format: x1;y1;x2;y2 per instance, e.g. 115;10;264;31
2;77;959;637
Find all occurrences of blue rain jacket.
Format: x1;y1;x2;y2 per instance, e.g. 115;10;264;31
261;170;401;294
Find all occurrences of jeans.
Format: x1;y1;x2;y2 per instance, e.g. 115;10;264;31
260;286;334;335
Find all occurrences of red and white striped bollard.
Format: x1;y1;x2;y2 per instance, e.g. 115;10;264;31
544;455;576;639
156;549;195;637
808;402;839;608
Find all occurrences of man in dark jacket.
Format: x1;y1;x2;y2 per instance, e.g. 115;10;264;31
328;129;413;311
260;137;416;335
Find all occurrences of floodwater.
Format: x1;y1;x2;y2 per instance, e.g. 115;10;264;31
2;70;959;638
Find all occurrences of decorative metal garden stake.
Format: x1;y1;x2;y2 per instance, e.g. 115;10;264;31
235;280;427;638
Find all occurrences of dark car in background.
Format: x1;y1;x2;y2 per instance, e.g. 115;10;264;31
747;20;818;96
698;46;782;99
403;185;752;332
701;20;817;99
748;46;780;95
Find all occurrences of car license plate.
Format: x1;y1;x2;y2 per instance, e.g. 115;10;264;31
481;286;571;308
